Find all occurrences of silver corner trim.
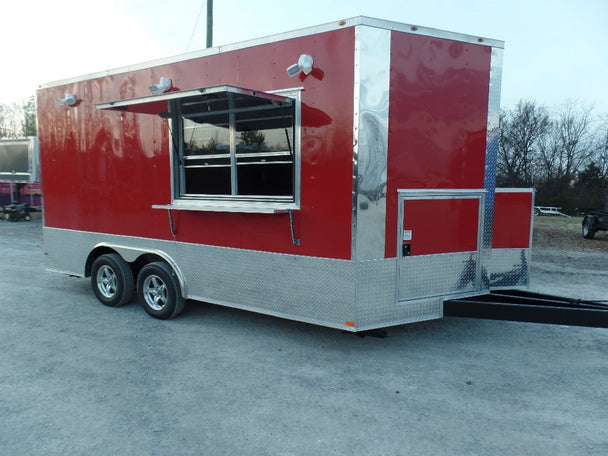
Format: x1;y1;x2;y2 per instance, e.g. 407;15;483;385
495;187;535;193
351;25;391;261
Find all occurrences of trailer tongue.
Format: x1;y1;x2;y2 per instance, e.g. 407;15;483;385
445;290;608;328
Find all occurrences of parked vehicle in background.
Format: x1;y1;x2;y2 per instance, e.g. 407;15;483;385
533;206;569;217
0;138;41;218
582;210;608;239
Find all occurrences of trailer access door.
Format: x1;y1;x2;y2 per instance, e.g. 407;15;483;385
396;189;486;303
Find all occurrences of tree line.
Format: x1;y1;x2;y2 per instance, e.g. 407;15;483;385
0;96;36;138
498;100;608;212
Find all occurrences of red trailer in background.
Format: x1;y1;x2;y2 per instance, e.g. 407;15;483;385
36;17;534;330
0;137;41;220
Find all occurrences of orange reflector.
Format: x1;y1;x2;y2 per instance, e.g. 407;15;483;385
345;321;355;327
338;20;346;26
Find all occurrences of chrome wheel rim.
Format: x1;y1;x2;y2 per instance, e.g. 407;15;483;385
97;265;118;299
143;274;168;311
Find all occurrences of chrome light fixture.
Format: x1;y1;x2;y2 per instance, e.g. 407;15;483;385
286;54;314;77
58;93;77;106
149;77;172;93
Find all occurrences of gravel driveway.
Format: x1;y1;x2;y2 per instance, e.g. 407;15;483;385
1;214;607;456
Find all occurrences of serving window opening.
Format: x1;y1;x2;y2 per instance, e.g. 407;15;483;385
174;88;297;203
96;85;301;212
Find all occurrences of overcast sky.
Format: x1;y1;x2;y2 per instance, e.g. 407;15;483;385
2;0;607;113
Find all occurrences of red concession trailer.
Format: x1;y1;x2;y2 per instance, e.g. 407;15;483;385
37;17;533;330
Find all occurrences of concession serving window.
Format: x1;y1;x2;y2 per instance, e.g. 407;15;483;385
97;85;301;213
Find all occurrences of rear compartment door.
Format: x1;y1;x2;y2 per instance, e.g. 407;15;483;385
396;189;486;303
489;188;534;288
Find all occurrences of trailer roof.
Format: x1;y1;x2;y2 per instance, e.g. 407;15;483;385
38;16;504;90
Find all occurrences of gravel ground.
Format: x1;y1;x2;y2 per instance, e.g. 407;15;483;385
530;216;608;300
1;212;607;456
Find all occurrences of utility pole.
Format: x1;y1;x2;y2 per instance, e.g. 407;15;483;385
206;0;213;48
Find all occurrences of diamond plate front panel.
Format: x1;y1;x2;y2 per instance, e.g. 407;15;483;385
355;259;442;329
488;248;530;288
398;252;481;301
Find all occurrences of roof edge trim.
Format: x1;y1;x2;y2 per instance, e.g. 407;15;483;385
39;16;504;91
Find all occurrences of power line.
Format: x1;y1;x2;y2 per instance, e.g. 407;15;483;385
186;0;207;52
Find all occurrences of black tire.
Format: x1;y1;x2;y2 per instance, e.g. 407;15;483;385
137;261;185;319
91;253;134;307
582;217;596;239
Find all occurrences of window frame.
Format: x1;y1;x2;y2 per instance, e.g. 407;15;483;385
97;85;302;214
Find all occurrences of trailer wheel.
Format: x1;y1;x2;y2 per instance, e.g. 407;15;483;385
91;253;134;307
582;217;596;239
137;262;184;319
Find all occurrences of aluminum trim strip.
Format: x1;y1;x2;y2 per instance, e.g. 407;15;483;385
397;189;487;199
481;47;504;288
357;17;503;48
495;187;535;193
351;27;361;260
152;202;298;213
351;26;390;260
39;17;503;90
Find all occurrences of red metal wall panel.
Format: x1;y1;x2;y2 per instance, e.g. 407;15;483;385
492;192;533;249
385;32;492;257
38;29;355;259
401;198;480;256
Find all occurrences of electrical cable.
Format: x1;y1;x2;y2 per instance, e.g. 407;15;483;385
186;0;207;52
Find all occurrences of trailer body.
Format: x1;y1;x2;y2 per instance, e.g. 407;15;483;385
0;137;41;211
0;137;39;183
37;17;532;330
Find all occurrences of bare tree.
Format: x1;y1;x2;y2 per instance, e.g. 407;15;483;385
498;99;606;212
0;101;26;138
593;114;608;209
537;101;594;184
595;114;608;177
21;96;37;137
497;100;550;186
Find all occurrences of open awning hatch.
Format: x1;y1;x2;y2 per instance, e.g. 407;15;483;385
96;85;293;118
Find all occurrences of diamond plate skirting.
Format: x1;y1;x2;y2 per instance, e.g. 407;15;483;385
398;251;482;300
488;248;530;288
44;227;447;331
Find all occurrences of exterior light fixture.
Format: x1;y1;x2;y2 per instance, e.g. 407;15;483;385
149;77;172;93
286;54;314;77
58;93;77;106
